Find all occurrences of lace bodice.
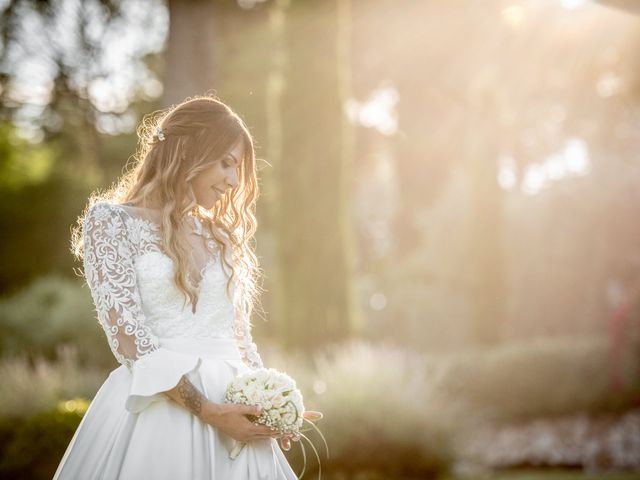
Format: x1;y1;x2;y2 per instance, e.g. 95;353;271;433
82;202;263;370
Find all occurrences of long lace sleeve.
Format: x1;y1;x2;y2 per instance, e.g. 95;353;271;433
83;203;160;368
238;322;264;370
234;297;264;370
83;203;202;413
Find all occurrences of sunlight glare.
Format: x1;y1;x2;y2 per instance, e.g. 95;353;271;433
564;138;590;174
369;292;387;311
522;164;546;195
544;154;566;181
597;71;622;98
498;154;518;190
345;86;399;136
561;0;588;10
501;5;525;28
312;379;327;395
521;137;590;195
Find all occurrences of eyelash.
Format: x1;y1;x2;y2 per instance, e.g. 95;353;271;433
224;155;239;168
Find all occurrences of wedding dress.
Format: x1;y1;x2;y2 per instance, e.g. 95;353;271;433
53;202;297;480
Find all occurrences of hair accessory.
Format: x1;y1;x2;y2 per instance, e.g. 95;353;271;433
155;126;165;142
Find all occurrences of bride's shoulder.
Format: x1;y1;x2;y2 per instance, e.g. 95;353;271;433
85;201;121;220
84;202;130;225
87;200;129;212
84;202;161;247
85;202;158;234
87;201;150;220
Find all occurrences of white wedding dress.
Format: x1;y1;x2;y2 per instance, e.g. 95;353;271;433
53;202;297;480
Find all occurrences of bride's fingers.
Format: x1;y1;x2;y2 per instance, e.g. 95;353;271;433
253;425;274;435
248;422;288;440
252;425;281;438
280;437;292;451
303;410;323;420
250;428;278;438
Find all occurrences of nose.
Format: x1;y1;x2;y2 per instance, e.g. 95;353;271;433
225;167;239;189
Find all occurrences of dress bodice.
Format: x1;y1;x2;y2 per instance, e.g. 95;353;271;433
135;251;236;339
82;201;263;370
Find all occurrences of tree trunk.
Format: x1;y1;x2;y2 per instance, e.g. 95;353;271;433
164;0;219;106
270;0;359;349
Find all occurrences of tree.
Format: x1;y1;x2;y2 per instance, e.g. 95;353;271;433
0;0;168;182
267;0;360;349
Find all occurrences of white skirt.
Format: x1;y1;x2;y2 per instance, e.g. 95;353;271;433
53;337;298;480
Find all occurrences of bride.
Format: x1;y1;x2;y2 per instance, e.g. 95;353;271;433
54;94;309;479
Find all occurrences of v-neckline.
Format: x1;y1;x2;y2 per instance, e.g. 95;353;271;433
116;203;228;315
125;221;219;315
188;257;217;314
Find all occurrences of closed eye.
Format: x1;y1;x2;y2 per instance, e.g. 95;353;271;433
224;154;240;169
227;152;240;168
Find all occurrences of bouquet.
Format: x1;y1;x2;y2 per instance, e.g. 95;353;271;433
224;368;328;478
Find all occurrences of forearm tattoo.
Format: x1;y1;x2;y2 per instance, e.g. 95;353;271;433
177;376;205;417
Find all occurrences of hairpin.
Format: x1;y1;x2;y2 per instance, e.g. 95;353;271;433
155;126;165;142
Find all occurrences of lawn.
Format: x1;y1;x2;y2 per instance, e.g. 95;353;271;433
449;470;640;480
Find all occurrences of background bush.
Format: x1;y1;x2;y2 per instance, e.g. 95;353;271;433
261;335;640;477
0;274;116;369
427;335;640;426
0;346;106;418
0;332;637;478
0;402;86;480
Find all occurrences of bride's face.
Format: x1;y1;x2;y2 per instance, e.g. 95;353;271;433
192;139;244;210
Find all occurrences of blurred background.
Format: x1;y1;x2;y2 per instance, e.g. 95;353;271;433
1;0;640;478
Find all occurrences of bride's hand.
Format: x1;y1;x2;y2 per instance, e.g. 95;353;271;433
203;403;279;443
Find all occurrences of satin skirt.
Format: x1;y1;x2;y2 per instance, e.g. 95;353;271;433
53;337;298;480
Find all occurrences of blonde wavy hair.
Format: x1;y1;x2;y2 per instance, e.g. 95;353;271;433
70;93;264;323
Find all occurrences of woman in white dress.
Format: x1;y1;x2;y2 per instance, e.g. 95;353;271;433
54;95;302;479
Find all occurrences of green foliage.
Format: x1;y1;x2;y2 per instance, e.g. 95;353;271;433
450;470;640;480
0;173;92;295
428;335;640;426
0;335;634;478
0;123;56;191
263;341;453;478
261;335;640;477
0;274;116;369
0;346;107;418
0;404;85;480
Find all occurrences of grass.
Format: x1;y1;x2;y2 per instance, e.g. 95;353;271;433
442;469;640;480
302;469;640;480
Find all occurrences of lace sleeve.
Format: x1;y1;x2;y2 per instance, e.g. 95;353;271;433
236;317;264;370
233;284;264;370
83;202;160;369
